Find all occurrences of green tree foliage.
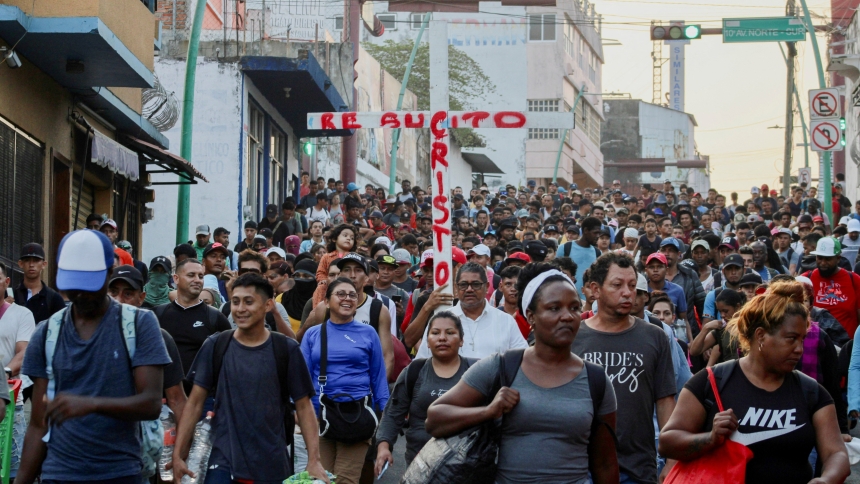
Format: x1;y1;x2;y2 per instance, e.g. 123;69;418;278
363;40;497;148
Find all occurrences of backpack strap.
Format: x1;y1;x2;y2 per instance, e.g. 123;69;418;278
44;308;67;402
152;303;169;323
271;333;297;462
209;330;236;395
498;348;525;390
702;360;738;412
369;297;383;333
584;361;618;446
405;358;428;401
118;304;139;360
561;241;573;259
205;306;221;334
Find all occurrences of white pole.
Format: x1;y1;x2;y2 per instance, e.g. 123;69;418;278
429;19;453;310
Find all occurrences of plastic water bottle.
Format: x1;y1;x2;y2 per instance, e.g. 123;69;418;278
674;319;688;343
181;412;214;484
159;403;176;481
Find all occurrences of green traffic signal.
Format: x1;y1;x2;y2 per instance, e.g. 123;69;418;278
650;24;701;40
684;25;701;39
302;140;314;155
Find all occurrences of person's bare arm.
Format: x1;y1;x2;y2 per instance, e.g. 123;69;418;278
659;388;737;461
297;301;327;342
7;341;27;375
295;396;330;483
425;379;519;438
707;346;721;367
376;308;394;379
165;383;187;426
403;285;453;349
589;412;619;484
15;378;48;484
812;404;850;484
689;321;719;357
656;394;678;481
46;365;163;424
171;385;208;481
271;306;297;339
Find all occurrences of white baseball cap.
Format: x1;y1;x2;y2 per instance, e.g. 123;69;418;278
266;246;286;259
467;244;491;258
849;219;860;234
810;237;841;257
56;230;115;291
623;228;639;239
636;272;648;293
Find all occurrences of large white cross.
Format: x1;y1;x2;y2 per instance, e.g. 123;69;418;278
308;20;575;307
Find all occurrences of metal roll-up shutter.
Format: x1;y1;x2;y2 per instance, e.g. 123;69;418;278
72;176;96;232
0;116;43;268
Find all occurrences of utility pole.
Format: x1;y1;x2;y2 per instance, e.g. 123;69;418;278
782;0;796;198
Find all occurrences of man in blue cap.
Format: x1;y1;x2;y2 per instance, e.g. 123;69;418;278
659;237;707;337
18;230;170;483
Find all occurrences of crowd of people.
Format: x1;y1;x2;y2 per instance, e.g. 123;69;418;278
5;172;860;483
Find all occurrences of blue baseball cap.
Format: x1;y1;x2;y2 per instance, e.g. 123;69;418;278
346;182;359;192
56;230;115;291
660;237;682;251
558;187;567;194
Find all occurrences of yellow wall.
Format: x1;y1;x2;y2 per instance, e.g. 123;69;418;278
108;87;143;114
6;0;156;70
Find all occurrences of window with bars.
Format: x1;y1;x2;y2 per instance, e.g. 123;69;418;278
0;116;43;270
528;99;560;139
528;128;559;140
563;18;576;60
528;14;556;41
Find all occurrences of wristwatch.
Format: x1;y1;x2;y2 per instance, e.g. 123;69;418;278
3;367;11;378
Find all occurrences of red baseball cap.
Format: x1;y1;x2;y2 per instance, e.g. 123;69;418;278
646;252;668;266
761;184;769;191
452;247;467;265
813;215;824;223
505;252;531;264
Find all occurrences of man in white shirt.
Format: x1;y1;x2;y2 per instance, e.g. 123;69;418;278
415;262;526;359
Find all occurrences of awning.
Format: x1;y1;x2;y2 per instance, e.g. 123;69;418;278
462;152;504;174
240;52;351;138
121;135;208;185
91;130;140;181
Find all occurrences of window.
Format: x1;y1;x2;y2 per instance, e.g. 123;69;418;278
247;105;265;221
528;99;559;139
378;14;397;31
334;16;343;30
270;129;286;205
587;106;601;146
527;99;559;112
563;17;576;60
528;14;556;41
579;37;586;69
0;115;43;269
410;13;426;29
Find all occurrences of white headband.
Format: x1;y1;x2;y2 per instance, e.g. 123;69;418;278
521;269;575;313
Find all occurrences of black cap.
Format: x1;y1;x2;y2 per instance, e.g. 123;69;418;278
19;243;45;260
376;254;398;267
499;218;518;230
507;241;524;253
543;224;559;234
110;265;144;291
202;243;229;258
524;240;548;260
149;256;172;273
367;259;379;273
336;253;368;273
294;259;318;276
259;228;274;237
173;243;197;259
244;220;258;230
722;254;744;269
739;272;763;287
266;204;279;216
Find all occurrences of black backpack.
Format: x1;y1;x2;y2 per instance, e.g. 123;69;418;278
559;241;601;259
210;330;298;470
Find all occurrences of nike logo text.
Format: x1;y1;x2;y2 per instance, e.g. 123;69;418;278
193;321;204;328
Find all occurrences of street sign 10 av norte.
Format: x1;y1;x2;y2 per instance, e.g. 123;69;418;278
722;17;806;43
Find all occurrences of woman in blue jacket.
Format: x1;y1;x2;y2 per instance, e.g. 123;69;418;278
301;277;389;484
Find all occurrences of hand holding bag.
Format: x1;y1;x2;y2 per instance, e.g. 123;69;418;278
317;321;379;443
663;367;753;484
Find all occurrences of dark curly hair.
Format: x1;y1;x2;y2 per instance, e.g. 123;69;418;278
326;224;359;253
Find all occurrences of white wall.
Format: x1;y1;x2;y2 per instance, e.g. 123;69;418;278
143;59;244;262
638;101;709;192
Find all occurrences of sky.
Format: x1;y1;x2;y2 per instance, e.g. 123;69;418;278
595;0;835;196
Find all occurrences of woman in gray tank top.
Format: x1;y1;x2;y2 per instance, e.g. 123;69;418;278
425;262;619;484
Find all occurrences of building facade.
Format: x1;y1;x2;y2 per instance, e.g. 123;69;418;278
601;99;709;195
0;0;203;284
361;0;605;190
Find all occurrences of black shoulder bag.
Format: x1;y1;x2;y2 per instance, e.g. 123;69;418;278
317;321;380;443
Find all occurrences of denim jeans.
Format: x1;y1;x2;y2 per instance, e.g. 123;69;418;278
9;403;24;477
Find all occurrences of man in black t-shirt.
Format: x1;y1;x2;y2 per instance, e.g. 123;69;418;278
155;259;232;394
173;274;327;483
107;265;187;422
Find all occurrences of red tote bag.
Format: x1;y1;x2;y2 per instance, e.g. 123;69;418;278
664;367;754;484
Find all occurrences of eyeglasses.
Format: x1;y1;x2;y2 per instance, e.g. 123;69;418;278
333;291;359;301
456;281;486;291
238;267;261;275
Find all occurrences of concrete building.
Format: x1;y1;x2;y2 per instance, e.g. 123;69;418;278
837;11;860;202
0;0;204;284
601;99;710;195
361;0;605;191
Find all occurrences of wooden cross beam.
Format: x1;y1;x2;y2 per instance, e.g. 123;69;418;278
306;20;574;309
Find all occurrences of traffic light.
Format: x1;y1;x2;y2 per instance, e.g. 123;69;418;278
651;24;701;41
841;117;847;147
302;140;315;155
